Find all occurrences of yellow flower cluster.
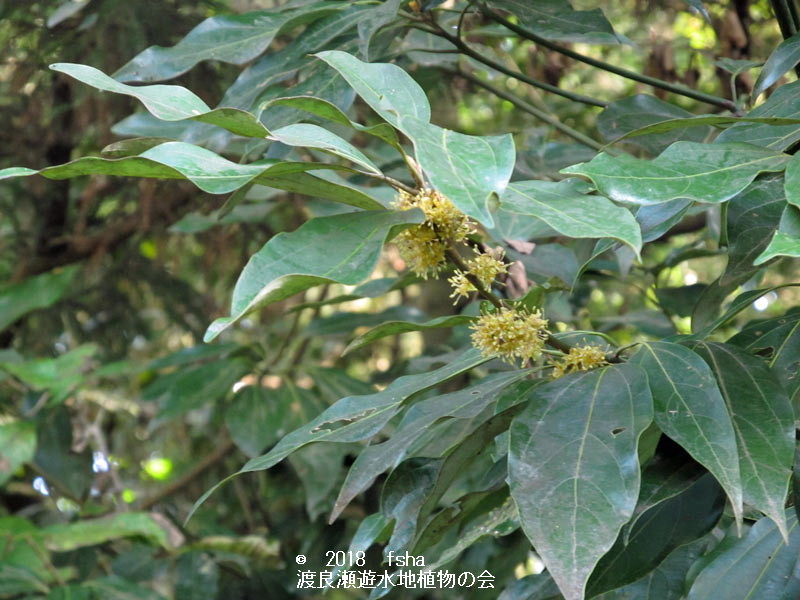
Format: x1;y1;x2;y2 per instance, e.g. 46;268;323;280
448;251;508;302
394;189;474;278
395;189;473;241
552;344;608;378
394;227;447;279
470;307;549;365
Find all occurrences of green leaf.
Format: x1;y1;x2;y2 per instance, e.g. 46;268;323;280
238;349;487;474
690;284;800;340
721;175;785;285
490;0;620;44
143;359;250;418
716;80;800;150
628;342;743;524
754;32;800;98
715;58;763;76
330;371;527;521
608;115;800;145
33;407;93;500
2;141;382;207
258;171;385;209
343;315;474;354
1;345;97;403
655;284;708;317
101;137;175;158
689;177;784;332
508;363;653;600
686;511;800;600
401;116;516;227
755;205;800;264
498;573;562;600
0;421;36;486
51;63;269;137
587;473;724;596
0;265;78;332
176;553;219;600
83;576;167;600
226;385;319;458
694;342;795;538
219;9;366;111
729;308;800;406
42;513;170;551
261;95;400;147
358;0;403;60
786;153;800;209
563;141;790;205
268;123;381;174
290;442;351;520
306;306;426;337
424;494;519;573
500;180;643;255
594;537;713;600
597;94;711;154
623;453;708;541
205;209;422;341
315;50;431;130
114;3;343;82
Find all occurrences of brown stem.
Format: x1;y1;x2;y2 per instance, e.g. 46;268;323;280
138;439;235;511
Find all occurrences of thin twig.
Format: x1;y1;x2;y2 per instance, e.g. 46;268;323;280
451;68;606;151
482;5;737;112
419;23;608;108
357;170;418;195
138;439;235;511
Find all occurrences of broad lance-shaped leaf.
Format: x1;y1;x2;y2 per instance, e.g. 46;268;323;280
0;265;78;333
268;123;381;174
716;80;800;151
608;115;800;145
488;0;620;44
0;141;382;209
755;205;800;265
357;0;403;60
729;309;800;405
687;510;800;600
0;421;36;487
628;342;743;523
508;363;653;600
315;50;431;130
343;315;474;354
597;94;711;155
330;371;527;521
187;349;488;524
50;64;269;138
204;209;423;341
500;180;642;255
753;31;800;98
42;513;170;551
245;349;487;473
262;96;400;148
400;116;515;228
114;2;342;82
587;473;725;596
694;342;794;538
563;141;789;205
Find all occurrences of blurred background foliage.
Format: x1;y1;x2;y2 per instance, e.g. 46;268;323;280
1;0;799;598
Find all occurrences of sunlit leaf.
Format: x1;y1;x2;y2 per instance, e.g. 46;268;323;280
628;342;743;523
205;209;422;341
508;363;653;600
563;142;789;205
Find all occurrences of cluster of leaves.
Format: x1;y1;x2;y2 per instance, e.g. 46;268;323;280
2;0;800;599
